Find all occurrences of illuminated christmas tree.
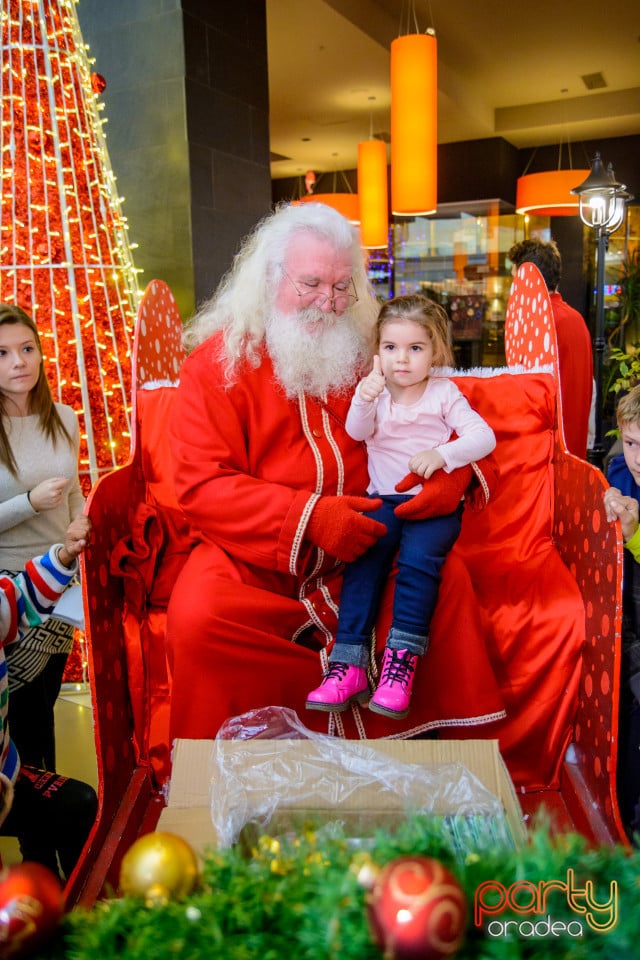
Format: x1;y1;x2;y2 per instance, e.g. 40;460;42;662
0;0;141;486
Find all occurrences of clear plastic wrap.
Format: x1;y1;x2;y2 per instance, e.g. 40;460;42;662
211;707;511;852
216;704;311;741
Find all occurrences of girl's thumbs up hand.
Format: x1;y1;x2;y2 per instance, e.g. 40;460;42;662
358;355;386;402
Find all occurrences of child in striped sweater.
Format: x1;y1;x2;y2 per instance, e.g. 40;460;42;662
0;514;97;881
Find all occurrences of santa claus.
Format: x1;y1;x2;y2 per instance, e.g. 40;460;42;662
166;201;503;742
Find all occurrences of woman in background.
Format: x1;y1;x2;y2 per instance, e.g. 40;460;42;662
0;303;85;780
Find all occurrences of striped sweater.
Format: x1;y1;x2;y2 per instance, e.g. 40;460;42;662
0;547;77;782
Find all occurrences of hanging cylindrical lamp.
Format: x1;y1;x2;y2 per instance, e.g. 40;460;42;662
391;30;437;216
515;169;591;216
357;139;388;248
294;192;360;224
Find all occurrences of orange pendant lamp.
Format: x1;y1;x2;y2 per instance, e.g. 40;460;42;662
391;31;437;216
357;139;388;248
295;192;360;224
515;169;591;216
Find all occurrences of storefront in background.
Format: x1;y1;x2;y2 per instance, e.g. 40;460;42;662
366;205;639;370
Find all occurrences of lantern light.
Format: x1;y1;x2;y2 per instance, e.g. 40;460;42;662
570;153;633;466
390;31;437;216
570;152;632;231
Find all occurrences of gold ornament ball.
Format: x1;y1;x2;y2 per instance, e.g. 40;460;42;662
119;832;199;906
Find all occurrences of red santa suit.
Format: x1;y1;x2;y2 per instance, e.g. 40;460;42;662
165;332;506;743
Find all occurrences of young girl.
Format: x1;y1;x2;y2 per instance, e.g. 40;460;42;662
306;294;496;719
0;304;85;773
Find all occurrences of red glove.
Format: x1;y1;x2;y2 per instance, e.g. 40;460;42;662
306;495;386;562
393;465;473;520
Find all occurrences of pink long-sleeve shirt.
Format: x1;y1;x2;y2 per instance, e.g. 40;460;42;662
345;376;496;496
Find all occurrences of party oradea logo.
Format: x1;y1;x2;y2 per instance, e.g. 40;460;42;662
474;868;618;939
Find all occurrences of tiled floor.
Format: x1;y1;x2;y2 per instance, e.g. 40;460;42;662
0;683;97;867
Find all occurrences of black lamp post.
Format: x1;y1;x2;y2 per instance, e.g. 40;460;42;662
571;153;633;468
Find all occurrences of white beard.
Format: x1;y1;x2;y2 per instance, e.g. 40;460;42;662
265;306;367;398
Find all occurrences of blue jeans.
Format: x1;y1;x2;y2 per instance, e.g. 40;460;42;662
330;495;463;669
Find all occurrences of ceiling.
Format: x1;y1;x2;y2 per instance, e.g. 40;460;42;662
266;0;640;182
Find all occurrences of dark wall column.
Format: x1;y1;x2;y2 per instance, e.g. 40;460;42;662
183;1;272;311
76;0;271;322
550;216;589;320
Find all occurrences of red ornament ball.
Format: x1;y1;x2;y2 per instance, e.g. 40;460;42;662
90;72;107;95
367;856;466;960
0;862;64;958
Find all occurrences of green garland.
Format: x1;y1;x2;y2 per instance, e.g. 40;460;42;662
41;817;640;960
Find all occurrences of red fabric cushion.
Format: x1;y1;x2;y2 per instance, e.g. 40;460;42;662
137;387;195;606
451;372;585;789
138;387;183;514
453;372;556;567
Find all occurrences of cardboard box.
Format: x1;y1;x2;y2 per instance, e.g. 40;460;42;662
158;738;526;857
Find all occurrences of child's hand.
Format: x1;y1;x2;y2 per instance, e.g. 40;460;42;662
58;515;92;568
28;477;70;512
358;355;386;402
604;486;639;542
408;449;446;479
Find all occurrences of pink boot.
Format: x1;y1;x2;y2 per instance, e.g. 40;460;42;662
369;648;418;719
306;662;370;712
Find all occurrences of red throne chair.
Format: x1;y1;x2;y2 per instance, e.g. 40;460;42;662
65;269;626;907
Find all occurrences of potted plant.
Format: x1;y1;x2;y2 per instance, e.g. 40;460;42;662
605;249;640;393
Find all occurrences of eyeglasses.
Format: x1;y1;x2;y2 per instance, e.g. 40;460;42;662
283;272;359;313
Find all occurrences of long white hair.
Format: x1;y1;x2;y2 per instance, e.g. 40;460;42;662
183;202;379;382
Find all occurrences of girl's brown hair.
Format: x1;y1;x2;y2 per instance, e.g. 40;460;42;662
0;304;73;476
376;294;454;368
